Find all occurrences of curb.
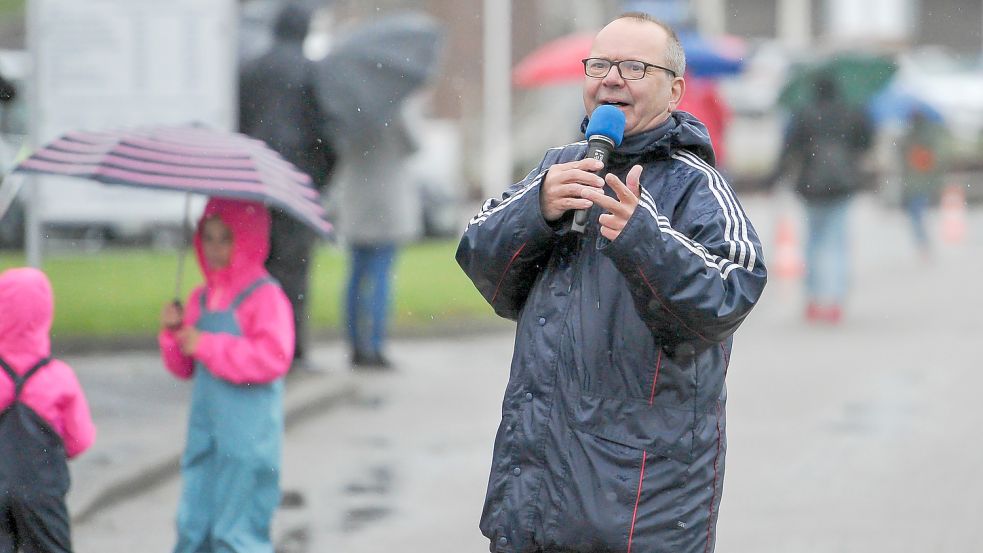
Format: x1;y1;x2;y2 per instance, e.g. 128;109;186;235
53;318;514;356
71;371;359;524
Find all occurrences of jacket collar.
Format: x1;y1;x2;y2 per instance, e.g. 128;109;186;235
580;110;717;167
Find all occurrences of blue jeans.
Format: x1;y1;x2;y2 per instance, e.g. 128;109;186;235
903;193;931;251
345;244;397;355
804;199;850;305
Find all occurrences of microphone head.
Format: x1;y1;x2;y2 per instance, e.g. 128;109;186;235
585;105;626;147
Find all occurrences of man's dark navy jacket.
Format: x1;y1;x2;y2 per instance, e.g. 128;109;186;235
457;111;767;553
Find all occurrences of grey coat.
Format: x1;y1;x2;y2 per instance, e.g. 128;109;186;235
330;119;422;246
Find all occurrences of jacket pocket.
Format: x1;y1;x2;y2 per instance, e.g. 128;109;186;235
542;422;689;553
567;392;695;464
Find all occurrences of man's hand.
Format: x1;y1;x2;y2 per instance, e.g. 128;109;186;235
540;158;606;222
581;164;643;241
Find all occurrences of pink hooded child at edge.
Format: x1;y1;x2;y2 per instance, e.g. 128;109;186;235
0;267;96;458
158;197;294;384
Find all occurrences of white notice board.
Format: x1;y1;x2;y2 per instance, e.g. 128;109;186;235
27;0;236;231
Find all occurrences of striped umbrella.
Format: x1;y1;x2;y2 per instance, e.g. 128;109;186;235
11;124;332;237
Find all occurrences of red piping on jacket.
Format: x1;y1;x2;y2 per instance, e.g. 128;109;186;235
627;450;648;553
491;242;528;304
648;349;662;406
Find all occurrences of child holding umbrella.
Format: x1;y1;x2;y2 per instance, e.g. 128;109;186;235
159;197;294;553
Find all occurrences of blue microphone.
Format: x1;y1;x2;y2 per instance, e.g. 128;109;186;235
571;105;626;234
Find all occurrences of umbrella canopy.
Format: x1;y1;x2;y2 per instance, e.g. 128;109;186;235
778;53;898;111
11;125;332;237
511;32;596;88
511;30;744;88
678;31;745;78
867;81;944;126
314;13;444;141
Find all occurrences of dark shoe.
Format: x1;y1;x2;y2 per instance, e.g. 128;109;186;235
369;352;392;369
351;350;370;367
352;350;392;370
290;357;327;376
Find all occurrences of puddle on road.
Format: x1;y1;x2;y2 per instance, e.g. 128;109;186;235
342;506;393;533
275;525;310;553
341;450;395;533
280;489;306;509
345;465;392;495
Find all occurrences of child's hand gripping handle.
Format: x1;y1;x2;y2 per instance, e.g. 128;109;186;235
162;300;184;332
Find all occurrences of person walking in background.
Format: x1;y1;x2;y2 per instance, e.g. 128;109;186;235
239;3;337;370
457;13;766;552
0;267;96;553
899;109;946;259
159;198;293;553
331;111;421;370
775;74;873;324
677;72;732;170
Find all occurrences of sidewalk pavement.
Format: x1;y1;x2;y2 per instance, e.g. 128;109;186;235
66;342;361;523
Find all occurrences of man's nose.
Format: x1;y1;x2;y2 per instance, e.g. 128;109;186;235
600;64;625;85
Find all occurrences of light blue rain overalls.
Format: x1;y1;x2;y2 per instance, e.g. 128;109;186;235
174;278;283;553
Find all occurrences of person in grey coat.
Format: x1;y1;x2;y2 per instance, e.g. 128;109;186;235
457;13;766;552
239;3;337;367
330;111;421;368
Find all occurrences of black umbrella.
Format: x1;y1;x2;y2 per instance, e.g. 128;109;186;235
315;12;444;142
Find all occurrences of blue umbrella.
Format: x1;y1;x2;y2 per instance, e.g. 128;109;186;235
867;83;944;126
678;31;744;78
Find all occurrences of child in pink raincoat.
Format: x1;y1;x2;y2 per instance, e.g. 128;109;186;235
158;198;294;553
0;267;96;553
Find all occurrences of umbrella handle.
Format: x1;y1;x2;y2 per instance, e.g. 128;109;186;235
173;193;193;301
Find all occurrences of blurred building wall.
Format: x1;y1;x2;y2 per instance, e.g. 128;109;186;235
915;0;983;54
723;0;981;56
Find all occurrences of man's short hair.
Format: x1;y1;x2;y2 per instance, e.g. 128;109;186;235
615;12;687;77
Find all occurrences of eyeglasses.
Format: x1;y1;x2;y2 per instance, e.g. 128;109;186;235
582;58;677;80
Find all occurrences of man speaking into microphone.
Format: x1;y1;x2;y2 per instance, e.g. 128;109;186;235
457;12;767;553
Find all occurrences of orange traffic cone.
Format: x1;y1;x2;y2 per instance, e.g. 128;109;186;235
940;183;967;245
773;215;804;280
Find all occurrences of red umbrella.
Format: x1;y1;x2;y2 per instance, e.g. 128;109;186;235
512;32;595;88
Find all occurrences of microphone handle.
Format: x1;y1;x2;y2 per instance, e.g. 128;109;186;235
570;137;614;234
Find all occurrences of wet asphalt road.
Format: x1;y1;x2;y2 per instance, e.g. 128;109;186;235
69;194;983;552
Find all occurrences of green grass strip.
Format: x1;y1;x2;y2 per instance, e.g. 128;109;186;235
0;239;497;339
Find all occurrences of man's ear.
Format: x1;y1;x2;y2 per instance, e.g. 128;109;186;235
668;77;685;112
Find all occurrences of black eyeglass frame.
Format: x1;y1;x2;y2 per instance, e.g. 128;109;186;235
581;57;678;80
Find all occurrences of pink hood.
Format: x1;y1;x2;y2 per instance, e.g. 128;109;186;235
160;196;294;384
194;197;271;295
0;267;96;458
0;267;53;369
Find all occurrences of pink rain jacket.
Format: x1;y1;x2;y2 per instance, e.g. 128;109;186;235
158;198;294;384
0;267;96;458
